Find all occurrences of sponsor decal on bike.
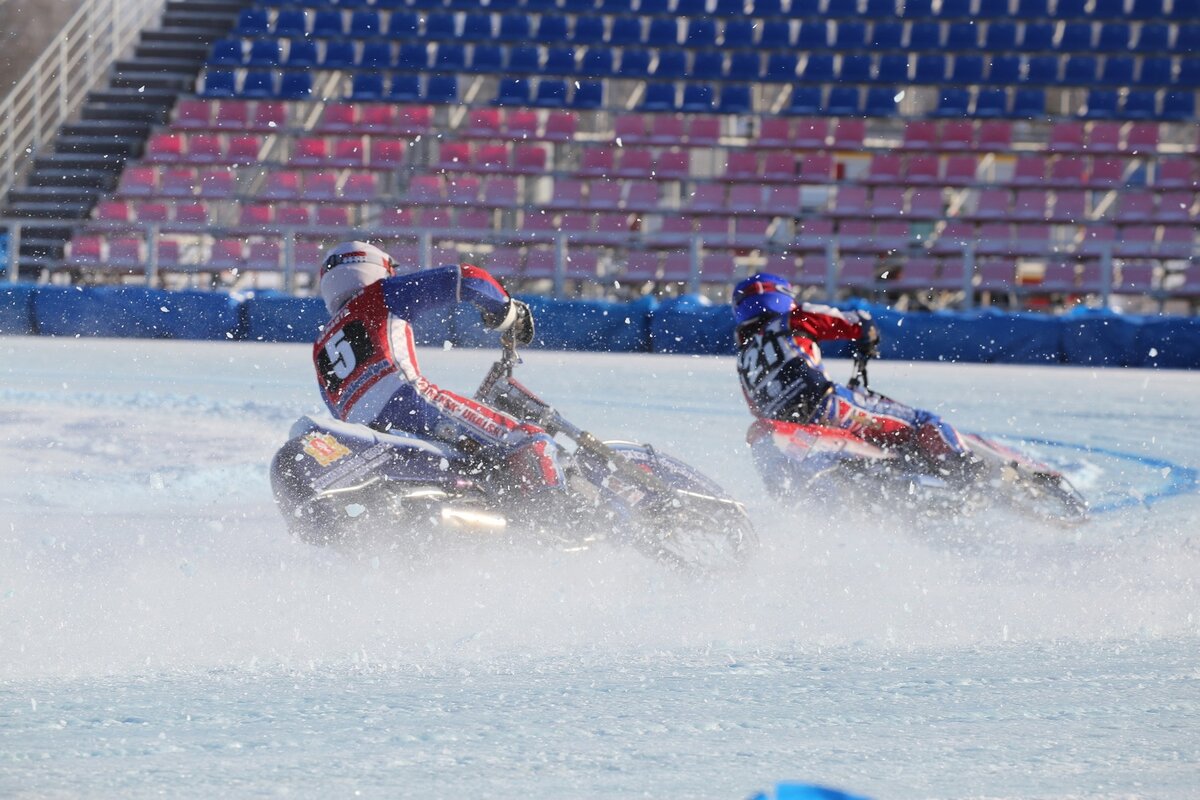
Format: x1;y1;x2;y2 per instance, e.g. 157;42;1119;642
303;432;352;467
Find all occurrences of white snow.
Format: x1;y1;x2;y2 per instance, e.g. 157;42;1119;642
1;335;1197;799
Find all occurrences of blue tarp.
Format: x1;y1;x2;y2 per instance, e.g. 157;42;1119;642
5;284;1198;368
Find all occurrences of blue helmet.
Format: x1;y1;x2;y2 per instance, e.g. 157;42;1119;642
732;273;796;326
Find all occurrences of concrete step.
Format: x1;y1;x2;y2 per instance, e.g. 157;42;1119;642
81;103;170;125
87;87;178;108
166;0;249;15
4;200;93;219
114;57;204;75
61;119;152;140
54;134;142;158
26;168;117;191
135;41;210;62
141;29;227;46
33;152;129;174
110;71;194;92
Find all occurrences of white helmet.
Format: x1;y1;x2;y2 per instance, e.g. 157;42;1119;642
318;241;396;314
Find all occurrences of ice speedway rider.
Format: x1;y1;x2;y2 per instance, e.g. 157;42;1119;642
732;272;981;484
312;240;572;516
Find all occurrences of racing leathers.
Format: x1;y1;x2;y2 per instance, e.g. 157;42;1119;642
735;303;972;470
313;264;565;498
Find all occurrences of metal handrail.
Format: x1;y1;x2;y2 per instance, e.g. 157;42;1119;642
0;0;166;201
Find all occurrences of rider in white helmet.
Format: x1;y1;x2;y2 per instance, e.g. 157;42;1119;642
312;241;567;507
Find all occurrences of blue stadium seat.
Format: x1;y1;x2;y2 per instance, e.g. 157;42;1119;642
751;0;785;13
201;69;237;97
385;74;420;102
1089;0;1124;17
1178;59;1200;86
523;0;558;9
208;39;242;66
1055;0;1087;15
425;13;456;39
782;86;820;115
785;86;822;114
692;51;725;79
573;16;605;45
1167;0;1198;18
1025;55;1060;84
872;21;903;48
986;54;1021;82
470;44;504;72
787;0;820;15
1099;56;1135;84
537;16;569;42
760;21;794;48
322;40;356;69
361;41;393;69
1137;57;1173;86
560;0;593;11
945;22;978;50
1161;91;1195;120
723;19;755;47
571;80;605;109
1082;89;1118;118
641;83;678;111
279;72;311;100
713;0;745;13
544;46;576;74
768;53;802;81
950;54;985;83
840;53;873;82
1175;25;1200;53
639;0;670;13
609;17;642;45
1121;90;1158;118
489;0;520;9
933;88;971;116
1129;0;1165;16
424;75;458;104
273;10;308;37
976;0;1010;16
509;46;541;73
796;21;828;48
864;0;897;16
727;52;761;79
497;15;531;41
285;39;318;67
312;10;345;37
1021;23;1054;50
350;10;380;36
901;0;933;16
580;48;615;76
914;53;947;82
865;86;899;116
676;0;707;14
974;87;1008;117
350;73;384;101
1012;88;1045;117
985;22;1018;50
396;43;429;71
618;49;651;77
1064;55;1098;83
655;50;687;78
937;0;970;16
460;13;491;40
1060;22;1094;50
717;84;753;114
686;19;718;46
681;84;715;112
494;77;531;106
236;8;269;36
835;21;867;48
908;22;941;49
1134;23;1170;52
826;86;861;115
388;12;419;37
1095;23;1130;51
800;53;833;81
433;43;467;71
533;79;568;107
876;53;910;82
241;69;275;98
1015;0;1048;16
646;18;679;46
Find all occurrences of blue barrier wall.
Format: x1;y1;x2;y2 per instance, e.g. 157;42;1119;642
1;284;1197;368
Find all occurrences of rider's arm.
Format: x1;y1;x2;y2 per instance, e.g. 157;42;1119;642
789;303;872;342
380;264;513;326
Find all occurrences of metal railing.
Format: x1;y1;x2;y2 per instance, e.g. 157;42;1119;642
0;0;167;201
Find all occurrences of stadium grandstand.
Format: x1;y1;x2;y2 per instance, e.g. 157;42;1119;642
1;0;1197;314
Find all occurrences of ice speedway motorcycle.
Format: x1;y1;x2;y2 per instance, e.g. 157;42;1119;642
746;354;1089;524
271;338;758;574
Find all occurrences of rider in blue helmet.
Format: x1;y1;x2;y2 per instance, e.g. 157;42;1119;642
732;272;978;482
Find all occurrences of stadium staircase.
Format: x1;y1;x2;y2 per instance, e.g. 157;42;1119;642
1;0;251;277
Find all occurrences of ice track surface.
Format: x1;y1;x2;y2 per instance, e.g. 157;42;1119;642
2;336;1198;799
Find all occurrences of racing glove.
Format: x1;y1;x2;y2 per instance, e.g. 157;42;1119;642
854;313;881;360
491;298;535;346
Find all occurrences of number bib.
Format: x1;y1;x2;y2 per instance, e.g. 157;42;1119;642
737;321;832;420
313;286;399;418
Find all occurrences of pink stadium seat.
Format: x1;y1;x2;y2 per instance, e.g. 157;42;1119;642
145;132;184;163
901;120;939;151
648;214;693;248
292;241;327;277
276;205;311;226
792;118;829;149
1157;227;1194;258
238;202;274;230
798;153;835;183
976;222;1013;257
1009;155;1047;186
315;205;350;228
1114;225;1159;259
186;133;224;164
360;104;398;134
940;120;975;151
930;220;974;256
1158;191;1196;223
615;148;655;179
729;184;764;214
245;240;282;272
837;220;874;252
214;99;251;130
580;147;615;177
1010;223;1052;257
483;176;519;207
445;175;481;205
586;180;623;210
1114;263;1157;294
696;216;732;246
1077;224;1117;258
174;202;210;226
838;255;879;291
757;117;793;148
106;237;145;270
648;115;686;145
732;216;772;249
1012;189;1049;220
1154;158;1197;189
699;253;737;284
195;168;234;200
519;210;558;241
406;175;445;204
380;207;416;229
94;200;132;224
437;141;472;171
975;259;1017;293
970;188;1010;220
1123;122;1159;155
416;208;454;229
942;155;978;187
792;218;834;253
874;221;910;251
475;143;511;173
621;251;661;282
505;109;540;140
624;180;659;211
117;166;158;197
523;248;557;280
207;238;246;271
892;258;947;292
1087;157;1125;189
1114;190;1156;223
367;138;407;170
762;152;797;181
653;150;690;180
341;172;379;201
464;108;503;139
591;212;632;244
763;185;801;216
1048;190;1088;223
512;144;547;174
1047;122;1086;154
548;179;586;209
906;154;940;185
869;187;906;217
830;186;869;217
292;136;330;166
660;252;694;283
330;137;366;168
396;105;433;135
1048;157;1086;187
133;201;170;223
262;170;303;200
863;154;903;185
686;116;720;146
686;183;726;212
562;250;599;282
1086;122;1122;154
159;168;197;198
908;187;944;219
316;102;357;133
613;114;649;144
1036;261;1078;293
68;234;105;266
795;254;830;287
557;211;591;243
226;134;262;165
152;239;183;271
250;101;286;132
722;151;758;182
542;110;576;142
486;246;524;278
830;119;865;149
175;99;212;129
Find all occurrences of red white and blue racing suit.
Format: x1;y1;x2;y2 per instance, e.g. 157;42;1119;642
736;303;970;464
313;264;565;495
